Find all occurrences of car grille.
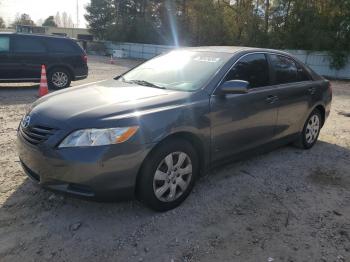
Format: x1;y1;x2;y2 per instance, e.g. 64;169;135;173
19;125;56;145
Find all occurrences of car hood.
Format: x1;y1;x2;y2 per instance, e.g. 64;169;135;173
29;80;192;129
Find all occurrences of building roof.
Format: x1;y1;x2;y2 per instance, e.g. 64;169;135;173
0;32;69;39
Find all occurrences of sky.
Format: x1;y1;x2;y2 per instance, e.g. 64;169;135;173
0;0;90;28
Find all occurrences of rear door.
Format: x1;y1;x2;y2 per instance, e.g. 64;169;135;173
12;35;48;80
268;54;315;138
210;53;279;161
0;35;18;80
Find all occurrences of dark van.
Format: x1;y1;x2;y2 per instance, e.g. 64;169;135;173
0;33;88;89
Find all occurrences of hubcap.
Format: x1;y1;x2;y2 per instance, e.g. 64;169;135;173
305;114;320;144
52;72;68;88
153;152;192;202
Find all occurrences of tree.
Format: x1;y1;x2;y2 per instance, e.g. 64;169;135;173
42;16;57;27
0;17;5;28
55;12;62;27
12;13;36;26
68;15;74;27
36;18;44;26
84;0;350;68
85;0;116;40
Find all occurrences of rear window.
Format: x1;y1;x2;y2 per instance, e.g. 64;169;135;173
45;38;81;53
0;36;10;52
13;36;46;53
270;54;298;84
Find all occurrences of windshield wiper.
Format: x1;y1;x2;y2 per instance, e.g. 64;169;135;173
125;79;166;89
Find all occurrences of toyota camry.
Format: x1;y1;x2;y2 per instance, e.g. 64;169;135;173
17;47;332;211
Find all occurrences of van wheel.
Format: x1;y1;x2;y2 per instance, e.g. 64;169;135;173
137;139;199;211
48;68;71;89
294;109;322;149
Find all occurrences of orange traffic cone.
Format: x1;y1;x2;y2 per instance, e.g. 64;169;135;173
110;55;115;64
38;65;49;97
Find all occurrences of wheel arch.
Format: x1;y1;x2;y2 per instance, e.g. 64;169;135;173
314;104;326;127
47;65;74;80
135;131;207;195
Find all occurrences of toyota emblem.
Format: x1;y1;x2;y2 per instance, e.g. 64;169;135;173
21;115;31;129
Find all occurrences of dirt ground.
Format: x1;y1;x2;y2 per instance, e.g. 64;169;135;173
0;56;349;262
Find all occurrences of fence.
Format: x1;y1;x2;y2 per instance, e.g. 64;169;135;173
105;42;350;80
105;41;174;60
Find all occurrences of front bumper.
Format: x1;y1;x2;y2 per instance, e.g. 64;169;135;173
17;132;153;200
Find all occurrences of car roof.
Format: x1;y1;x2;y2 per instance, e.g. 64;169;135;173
178;46;291;56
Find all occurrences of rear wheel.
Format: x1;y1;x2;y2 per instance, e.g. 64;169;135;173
137;139;199;211
48;68;71;89
294;109;322;149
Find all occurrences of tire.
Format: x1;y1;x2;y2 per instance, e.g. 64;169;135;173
137;139;199;211
48;68;71;90
294;109;322;149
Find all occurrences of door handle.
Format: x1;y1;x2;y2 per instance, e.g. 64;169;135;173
308;87;316;95
266;95;279;104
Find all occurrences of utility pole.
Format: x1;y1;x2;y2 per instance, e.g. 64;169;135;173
76;0;79;28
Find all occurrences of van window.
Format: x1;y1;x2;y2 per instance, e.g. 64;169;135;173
224;53;270;88
0;36;10;52
45;38;79;53
13;36;46;53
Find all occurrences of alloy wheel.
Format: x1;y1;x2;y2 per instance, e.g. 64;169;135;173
52;72;69;88
305;114;320;144
153;151;192;202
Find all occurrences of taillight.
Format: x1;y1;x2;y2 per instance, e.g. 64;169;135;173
82;54;88;63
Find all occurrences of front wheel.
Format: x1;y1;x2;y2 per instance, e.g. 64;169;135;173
48;68;71;89
294;109;322;149
137;139;199;211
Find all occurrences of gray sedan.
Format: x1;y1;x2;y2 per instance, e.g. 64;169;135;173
17;47;332;211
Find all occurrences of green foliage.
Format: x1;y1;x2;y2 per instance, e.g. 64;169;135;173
85;0;350;68
42;16;57;27
85;0;116;40
329;51;348;70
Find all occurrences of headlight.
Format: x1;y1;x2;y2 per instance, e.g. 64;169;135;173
59;126;139;148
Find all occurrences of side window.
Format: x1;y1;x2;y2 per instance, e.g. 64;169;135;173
0;36;10;52
296;65;311;82
46;38;79;53
225;54;270;88
270;54;299;84
13;36;46;53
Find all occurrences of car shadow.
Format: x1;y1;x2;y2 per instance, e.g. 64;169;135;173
0;86;38;106
0;84;39;90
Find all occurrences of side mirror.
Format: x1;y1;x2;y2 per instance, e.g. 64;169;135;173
220;80;249;95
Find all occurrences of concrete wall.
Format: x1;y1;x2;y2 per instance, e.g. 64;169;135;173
106;42;174;59
286;50;350;80
107;42;350;79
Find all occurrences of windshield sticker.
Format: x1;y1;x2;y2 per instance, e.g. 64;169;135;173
194;56;221;63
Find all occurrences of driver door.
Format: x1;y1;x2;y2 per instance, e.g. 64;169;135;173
210;53;279;161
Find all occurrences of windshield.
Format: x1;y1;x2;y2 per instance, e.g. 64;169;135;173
120;50;231;91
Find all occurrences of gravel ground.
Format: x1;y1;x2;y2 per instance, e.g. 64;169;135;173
0;56;349;262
